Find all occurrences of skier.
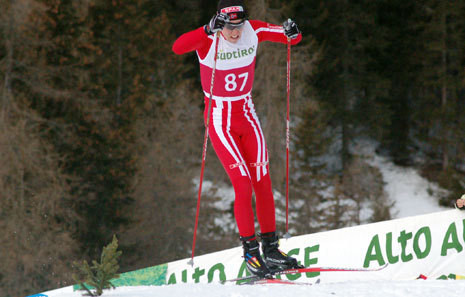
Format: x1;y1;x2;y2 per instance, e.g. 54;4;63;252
172;0;302;278
455;194;465;210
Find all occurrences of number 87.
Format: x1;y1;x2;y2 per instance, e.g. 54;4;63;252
225;72;248;92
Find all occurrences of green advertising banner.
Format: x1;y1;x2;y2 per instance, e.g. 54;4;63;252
72;264;168;291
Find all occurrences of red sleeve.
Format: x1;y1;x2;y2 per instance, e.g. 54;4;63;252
172;26;213;59
249;20;302;45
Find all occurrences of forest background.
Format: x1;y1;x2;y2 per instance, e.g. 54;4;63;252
1;0;464;296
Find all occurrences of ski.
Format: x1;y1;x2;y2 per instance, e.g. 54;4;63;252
240;278;321;286
223;263;388;284
272;263;388;277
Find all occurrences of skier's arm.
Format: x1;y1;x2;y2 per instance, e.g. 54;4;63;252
172;26;212;59
250;20;302;45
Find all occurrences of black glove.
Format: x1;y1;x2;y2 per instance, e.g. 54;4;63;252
283;18;300;39
205;13;228;35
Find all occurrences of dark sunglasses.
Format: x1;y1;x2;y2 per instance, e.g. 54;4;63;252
224;19;246;30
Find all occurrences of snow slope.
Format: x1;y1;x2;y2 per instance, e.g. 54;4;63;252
53;280;465;297
370;153;448;218
356;139;449;218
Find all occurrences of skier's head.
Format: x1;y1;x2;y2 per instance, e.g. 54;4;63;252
217;0;247;21
217;0;247;43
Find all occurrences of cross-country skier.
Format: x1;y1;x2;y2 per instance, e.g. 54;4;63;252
172;0;302;278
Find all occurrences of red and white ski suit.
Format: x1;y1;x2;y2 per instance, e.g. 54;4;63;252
172;20;302;237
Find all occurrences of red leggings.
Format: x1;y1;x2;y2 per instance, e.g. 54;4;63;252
204;96;276;237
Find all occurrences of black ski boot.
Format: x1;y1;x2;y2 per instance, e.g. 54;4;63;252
241;235;272;279
260;232;303;271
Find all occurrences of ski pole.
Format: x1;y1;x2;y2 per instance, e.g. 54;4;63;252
189;31;220;266
284;37;291;239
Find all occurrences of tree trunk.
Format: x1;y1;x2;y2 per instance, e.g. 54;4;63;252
2;5;14;119
341;0;351;172
440;8;448;171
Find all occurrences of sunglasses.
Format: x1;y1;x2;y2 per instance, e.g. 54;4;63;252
224;19;246;30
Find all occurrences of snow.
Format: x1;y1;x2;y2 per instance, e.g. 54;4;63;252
56;280;465;297
354;139;448;218
371;154;448;218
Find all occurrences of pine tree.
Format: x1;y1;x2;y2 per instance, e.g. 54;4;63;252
288;0;396;231
290;0;391;167
32;0;140;258
372;0;420;164
73;235;122;296
291;100;334;233
412;0;465;204
117;1;210;268
414;0;465;169
0;1;79;296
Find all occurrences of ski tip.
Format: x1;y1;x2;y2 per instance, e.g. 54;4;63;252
375;263;388;270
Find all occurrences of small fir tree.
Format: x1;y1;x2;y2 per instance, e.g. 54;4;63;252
73;235;122;296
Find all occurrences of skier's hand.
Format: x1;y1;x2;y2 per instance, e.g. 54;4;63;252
456;194;465;209
206;13;228;35
283;18;300;39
